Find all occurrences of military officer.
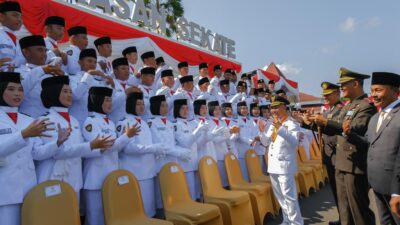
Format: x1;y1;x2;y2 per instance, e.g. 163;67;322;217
311;67;376;225
259;95;304;225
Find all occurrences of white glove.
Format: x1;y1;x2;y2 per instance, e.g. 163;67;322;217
223;127;231;139
211;126;226;136
193;122;208;136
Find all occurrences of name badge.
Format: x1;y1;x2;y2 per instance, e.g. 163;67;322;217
0;128;12;135
184;130;189;133
327;114;333;119
346;110;354;117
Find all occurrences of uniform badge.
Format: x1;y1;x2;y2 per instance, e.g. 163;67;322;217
116;125;122;132
327;114;333;119
67;50;73;56
147;121;152;128
0;128;12;135
85;124;92;132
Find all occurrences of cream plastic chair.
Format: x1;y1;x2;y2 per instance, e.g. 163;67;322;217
296;155;318;197
21;180;80;225
102;169;173;225
298;146;325;188
159;162;223;225
245;150;280;216
224;153;274;225
198;156;255;225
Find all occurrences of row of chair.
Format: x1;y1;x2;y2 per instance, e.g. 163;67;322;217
21;140;326;225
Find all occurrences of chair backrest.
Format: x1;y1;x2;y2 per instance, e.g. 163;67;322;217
198;156;224;195
159;162;192;208
310;139;322;158
21;180;80;225
245;150;264;182
224;153;245;186
298;146;308;162
102;170;146;224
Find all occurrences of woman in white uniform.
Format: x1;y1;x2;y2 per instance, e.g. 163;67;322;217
249;103;266;173
82;86;139;225
0;72;53;225
117;92;167;217
35;76;110;199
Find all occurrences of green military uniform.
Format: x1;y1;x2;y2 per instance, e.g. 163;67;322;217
323;68;377;225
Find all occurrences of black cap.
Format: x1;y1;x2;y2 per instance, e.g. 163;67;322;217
44;16;65;27
0;72;21;83
237;101;247;107
89;86;113;97
178;61;188;69
179;75;193;84
221;102;232;108
250;103;259;111
140;67;156;75
41;76;69;89
224;69;233;74
198;77;210;86
173;99;188;118
126;92;144;115
156;57;165;65
219;79;230;86
122;46;137;56
194;99;207;115
161;69;173;78
67;26;87;36
79;48;97;60
276;89;286;95
207;101;219;108
141;51;155;61
371;72;400;87
257;79;265;84
19;35;46;49
241;73;247;79
112;57;128;69
237;81;247;88
199;62;208;70
127;92;143;100
268;80;275;84
270;95;290;107
255;88;265;94
0;2;21;13
213;65;222;71
94;36;111;47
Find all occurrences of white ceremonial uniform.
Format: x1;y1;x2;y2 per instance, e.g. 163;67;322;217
69;71;125;125
155;85;175;98
0;107;38;225
127;63;141;86
193;116;217;161
174;118;202;200
44;37;59;63
172;90;195;120
64;45;81;75
0;26;24;70
196;91;216;102
229;81;237;95
172;74;184;91
193;75;208;87
208;117;239;187
34;107;95;194
259;117;303;225
117;114;158;217
96;55;113;76
208;76;220;97
250;116;268;173
109;79;129;123
16;64;52;118
235;116;256;181
138;84;155;121
258;96;270;106
82;112;130;225
217;91;233;105
154;64;169;90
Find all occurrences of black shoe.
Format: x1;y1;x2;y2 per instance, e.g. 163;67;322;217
328;220;340;225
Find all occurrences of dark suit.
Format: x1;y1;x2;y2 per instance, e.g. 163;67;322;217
350;101;400;225
302;101;342;209
323;94;377;225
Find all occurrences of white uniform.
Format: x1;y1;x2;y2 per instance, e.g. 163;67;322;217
229;81;237;95
250;116;268;174
64;45;81;75
44;37;59;63
81;112;130;225
154;64;169;90
259;118;303;225
16;64;52;118
174;118;202;200
117;114;158;217
109;79;129;123
172;74;184;91
208;117;239;187
172;90;195;120
235;116;256;181
196;91;216;102
0;26;24;70
217;92;233;105
34;107;94;194
208;76;220;97
69;71;125;125
193;75;208;87
0;107;38;225
192;116;217;161
138;84;155;121
96;55;113;76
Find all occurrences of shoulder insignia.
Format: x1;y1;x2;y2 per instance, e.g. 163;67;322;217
147;121;152;128
67;50;73;56
85;124;92;132
116;125;122;132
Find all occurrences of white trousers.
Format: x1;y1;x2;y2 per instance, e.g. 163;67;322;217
84;190;105;225
270;173;304;225
138;178;156;217
0;204;21;225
